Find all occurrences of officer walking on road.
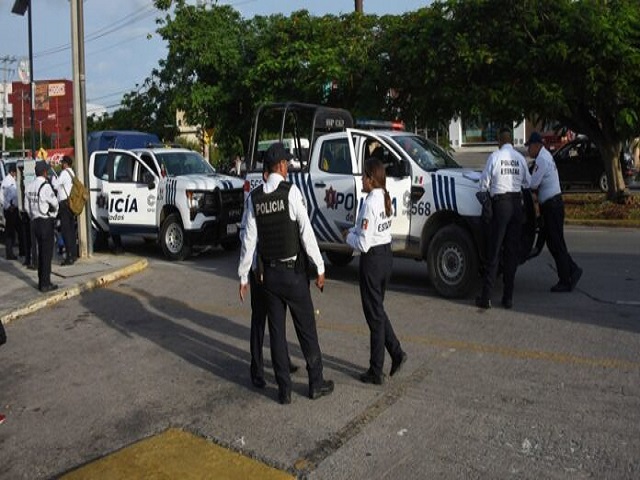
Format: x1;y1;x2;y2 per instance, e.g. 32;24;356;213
476;128;531;309
344;157;407;385
238;142;334;404
526;132;582;292
26;161;59;293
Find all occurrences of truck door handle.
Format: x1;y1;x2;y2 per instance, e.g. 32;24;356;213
314;182;326;188
111;190;123;194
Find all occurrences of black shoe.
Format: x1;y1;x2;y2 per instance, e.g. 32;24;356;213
278;388;291;405
570;267;583;291
251;376;266;389
6;254;17;260
475;296;491;309
501;297;513;309
359;370;383;385
309;380;334;399
39;284;59;293
26;264;37;271
61;257;76;266
289;363;299;374
390;352;408;377
550;282;571;293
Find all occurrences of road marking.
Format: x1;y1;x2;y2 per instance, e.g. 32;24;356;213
60;429;293;480
293;364;431;475
317;321;640;371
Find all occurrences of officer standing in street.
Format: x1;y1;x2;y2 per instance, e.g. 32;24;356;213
476;127;531;309
238;142;334;405
344;157;407;385
51;155;77;265
26;161;59;292
1;164;20;260
526;132;582;292
243;167;298;389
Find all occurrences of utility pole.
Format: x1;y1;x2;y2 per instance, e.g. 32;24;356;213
355;0;363;13
0;55;17;152
71;0;91;257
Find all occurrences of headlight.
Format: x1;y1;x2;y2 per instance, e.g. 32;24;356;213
186;190;205;210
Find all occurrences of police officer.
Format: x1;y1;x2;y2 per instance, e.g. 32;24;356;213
476;128;531;309
238;142;334;404
526;132;582;292
52;155;77;265
344;157;407;385
26;161;59;292
1;164;20;260
243;168;298;389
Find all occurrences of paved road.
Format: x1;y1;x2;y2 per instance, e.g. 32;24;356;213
1;227;639;479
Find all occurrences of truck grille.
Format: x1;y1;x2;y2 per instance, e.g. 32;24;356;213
202;188;244;222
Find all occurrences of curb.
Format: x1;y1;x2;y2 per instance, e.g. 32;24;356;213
0;258;149;326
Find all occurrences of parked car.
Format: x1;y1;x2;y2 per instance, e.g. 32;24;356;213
552;136;637;192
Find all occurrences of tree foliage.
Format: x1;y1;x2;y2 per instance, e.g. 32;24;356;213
116;0;640;199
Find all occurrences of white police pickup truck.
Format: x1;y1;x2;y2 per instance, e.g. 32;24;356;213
245;102;536;298
90;147;244;260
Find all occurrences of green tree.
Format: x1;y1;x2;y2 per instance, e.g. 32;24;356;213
387;0;640;201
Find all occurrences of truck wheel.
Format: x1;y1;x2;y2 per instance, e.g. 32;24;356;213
598;172;608;192
325;251;354;266
427;224;478;298
160;214;191;260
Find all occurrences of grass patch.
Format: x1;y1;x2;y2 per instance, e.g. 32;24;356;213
564;193;640;226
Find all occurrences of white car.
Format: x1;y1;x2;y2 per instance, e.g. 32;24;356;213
89;147;245;260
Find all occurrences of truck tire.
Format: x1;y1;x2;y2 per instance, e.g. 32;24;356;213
160;214;191;260
427;224;478;298
325;251;354;267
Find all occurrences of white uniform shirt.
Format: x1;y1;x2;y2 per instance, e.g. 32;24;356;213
52;167;75;202
26;177;59;220
346;188;391;253
0;174;17;209
529;146;561;203
479;143;531;196
238;173;325;284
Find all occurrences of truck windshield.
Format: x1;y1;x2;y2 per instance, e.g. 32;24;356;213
395;135;459;171
156;152;216;176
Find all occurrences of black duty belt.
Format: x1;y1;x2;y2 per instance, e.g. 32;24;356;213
367;243;391;255
266;259;296;269
493;192;522;199
542;194;563;205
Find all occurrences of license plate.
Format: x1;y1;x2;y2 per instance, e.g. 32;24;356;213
226;223;238;235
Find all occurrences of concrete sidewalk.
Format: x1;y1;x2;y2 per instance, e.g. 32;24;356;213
0;250;148;325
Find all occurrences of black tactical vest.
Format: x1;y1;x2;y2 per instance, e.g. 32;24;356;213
251;182;300;261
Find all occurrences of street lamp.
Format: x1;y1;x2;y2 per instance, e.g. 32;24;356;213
11;0;36;160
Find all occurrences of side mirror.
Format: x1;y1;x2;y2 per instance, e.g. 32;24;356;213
143;172;156;189
399;159;411;177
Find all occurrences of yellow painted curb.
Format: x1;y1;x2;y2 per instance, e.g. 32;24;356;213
0;258;148;326
61;429;294;480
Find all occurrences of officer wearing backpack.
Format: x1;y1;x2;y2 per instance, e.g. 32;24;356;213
52;156;77;265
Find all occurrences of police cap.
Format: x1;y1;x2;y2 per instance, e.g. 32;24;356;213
525;131;543;146
264;142;292;167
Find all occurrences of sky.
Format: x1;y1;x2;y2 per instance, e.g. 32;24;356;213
0;0;429;116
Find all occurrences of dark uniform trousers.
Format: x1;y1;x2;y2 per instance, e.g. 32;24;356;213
3;207;21;257
262;262;323;392
540;194;578;285
482;193;523;301
249;269;268;380
359;243;402;377
32;217;55;289
59;200;77;260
